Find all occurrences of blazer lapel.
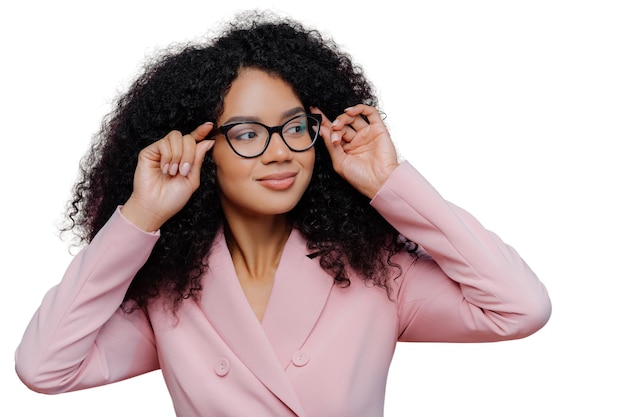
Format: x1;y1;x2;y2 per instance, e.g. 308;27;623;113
261;230;335;369
199;231;308;416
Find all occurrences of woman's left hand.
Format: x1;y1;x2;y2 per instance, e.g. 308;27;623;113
312;104;399;199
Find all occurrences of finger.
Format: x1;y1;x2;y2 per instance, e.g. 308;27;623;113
330;113;368;142
165;130;184;176
155;131;178;174
335;125;357;144
309;110;353;144
310;107;338;144
330;113;356;132
310;107;347;167
179;122;214;176
338;107;373;132
186;139;215;184
188;122;214;142
344;104;384;126
186;140;215;189
178;134;196;176
349;114;369;131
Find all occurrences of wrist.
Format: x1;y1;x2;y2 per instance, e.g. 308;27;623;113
364;163;400;199
121;197;165;232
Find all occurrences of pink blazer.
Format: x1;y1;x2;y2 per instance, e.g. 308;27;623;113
15;162;551;416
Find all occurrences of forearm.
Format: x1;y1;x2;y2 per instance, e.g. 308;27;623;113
16;208;160;392
371;162;551;341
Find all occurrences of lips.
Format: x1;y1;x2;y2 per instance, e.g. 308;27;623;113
257;172;297;191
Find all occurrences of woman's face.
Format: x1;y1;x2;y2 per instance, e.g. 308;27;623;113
212;68;316;219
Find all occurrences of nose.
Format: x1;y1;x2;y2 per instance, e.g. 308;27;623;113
261;131;293;163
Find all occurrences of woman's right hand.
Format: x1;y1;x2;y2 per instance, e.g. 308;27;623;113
121;123;215;232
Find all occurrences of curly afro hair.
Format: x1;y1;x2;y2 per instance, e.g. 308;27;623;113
64;10;409;311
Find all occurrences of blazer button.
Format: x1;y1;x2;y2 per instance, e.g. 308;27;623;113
214;358;230;377
291;350;310;367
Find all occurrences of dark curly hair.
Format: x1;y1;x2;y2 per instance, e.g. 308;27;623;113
64;10;410;311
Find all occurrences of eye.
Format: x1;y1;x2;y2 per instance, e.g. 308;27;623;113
228;124;264;141
235;131;258;140
284;116;308;136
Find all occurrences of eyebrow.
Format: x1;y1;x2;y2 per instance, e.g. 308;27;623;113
222;106;306;125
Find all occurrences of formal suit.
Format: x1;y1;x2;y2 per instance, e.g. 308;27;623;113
16;162;551;416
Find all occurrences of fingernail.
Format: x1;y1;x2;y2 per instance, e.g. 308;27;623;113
180;162;191;176
331;119;339;127
162;163;170;174
204;121;213;125
169;163;179;176
331;132;340;143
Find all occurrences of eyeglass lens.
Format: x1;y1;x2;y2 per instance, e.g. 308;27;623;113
226;115;319;157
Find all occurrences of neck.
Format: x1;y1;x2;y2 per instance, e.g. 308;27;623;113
223;213;291;280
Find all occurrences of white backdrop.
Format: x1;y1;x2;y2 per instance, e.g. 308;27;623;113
1;1;624;416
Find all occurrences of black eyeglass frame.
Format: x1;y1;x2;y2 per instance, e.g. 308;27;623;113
216;113;322;158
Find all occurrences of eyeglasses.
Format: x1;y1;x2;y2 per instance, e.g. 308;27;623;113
216;113;322;158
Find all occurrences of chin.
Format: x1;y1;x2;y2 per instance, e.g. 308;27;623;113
259;201;301;216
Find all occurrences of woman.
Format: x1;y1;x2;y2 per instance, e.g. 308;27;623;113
15;11;551;417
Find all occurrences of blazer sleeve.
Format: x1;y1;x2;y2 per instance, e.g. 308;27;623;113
15;208;161;394
370;162;551;342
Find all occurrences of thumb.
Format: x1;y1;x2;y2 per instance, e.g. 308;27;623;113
319;123;347;171
196;139;215;163
189;139;214;179
186;121;215;179
189;121;215;142
311;107;347;170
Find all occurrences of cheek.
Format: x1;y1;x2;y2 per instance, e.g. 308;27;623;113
302;151;316;181
215;163;248;188
212;143;250;186
211;139;231;165
300;147;316;170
